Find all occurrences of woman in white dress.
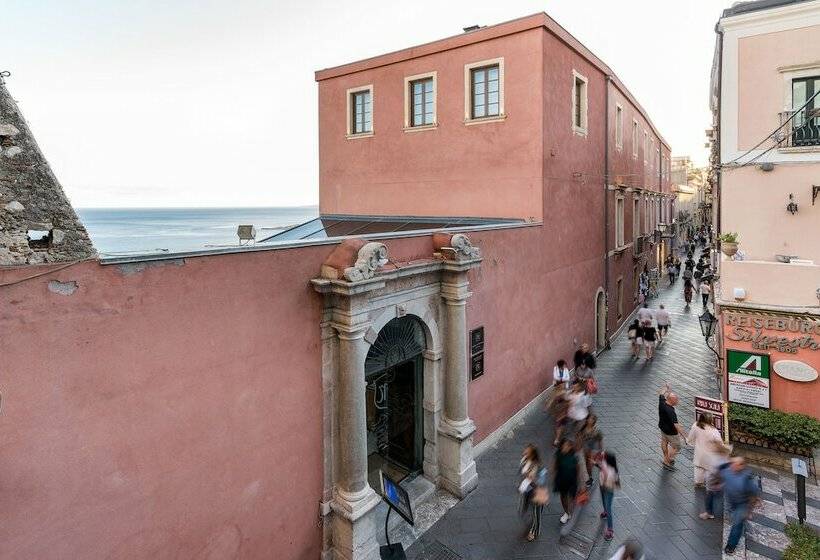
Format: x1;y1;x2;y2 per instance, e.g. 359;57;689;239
686;413;727;487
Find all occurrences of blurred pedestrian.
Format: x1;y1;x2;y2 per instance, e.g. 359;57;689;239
720;457;761;555
700;439;732;520
655;304;670;343
683;278;693;305
700;282;711;308
546;383;570;446
518;444;549;542
658;383;687;470
686;413;726;488
578;414;603;489
599;451;620;541
553;438;580;524
642;320;656;360
627;319;642;359
608;538;645;560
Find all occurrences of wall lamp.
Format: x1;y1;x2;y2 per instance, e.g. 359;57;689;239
787;193;798;215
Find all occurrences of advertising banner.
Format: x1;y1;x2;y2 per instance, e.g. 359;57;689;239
694;395;726;439
727;350;770;409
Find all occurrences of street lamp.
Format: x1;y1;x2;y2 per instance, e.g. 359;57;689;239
699;309;722;363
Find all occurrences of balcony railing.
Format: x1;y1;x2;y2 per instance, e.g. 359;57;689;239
778;108;820;148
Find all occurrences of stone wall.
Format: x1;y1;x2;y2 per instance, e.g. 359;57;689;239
0;78;95;265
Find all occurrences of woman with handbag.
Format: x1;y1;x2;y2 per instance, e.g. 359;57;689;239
518;445;549;541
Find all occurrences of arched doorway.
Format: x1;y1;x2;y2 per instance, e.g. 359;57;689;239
364;316;425;486
595;289;607;350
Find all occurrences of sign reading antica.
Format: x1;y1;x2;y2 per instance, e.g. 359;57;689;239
725;312;820;354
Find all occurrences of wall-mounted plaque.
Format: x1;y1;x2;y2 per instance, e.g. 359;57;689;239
470;327;484;355
471;352;484;380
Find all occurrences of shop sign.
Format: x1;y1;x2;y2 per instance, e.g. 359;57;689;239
724;312;820;355
727;350;770;408
694;395;726;438
469;327;484;381
773;360;819;383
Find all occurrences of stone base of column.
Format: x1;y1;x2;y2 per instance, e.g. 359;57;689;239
438;419;478;498
330;486;381;560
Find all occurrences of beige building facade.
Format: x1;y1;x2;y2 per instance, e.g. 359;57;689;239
712;0;820;419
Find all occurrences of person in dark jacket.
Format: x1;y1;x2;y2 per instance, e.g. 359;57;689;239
719;457;761;555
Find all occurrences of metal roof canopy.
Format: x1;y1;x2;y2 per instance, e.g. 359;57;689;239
258;214;520;243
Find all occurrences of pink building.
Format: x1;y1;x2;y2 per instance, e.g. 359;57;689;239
0;13;671;560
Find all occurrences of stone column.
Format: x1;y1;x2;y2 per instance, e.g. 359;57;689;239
331;322;380;560
438;276;478;498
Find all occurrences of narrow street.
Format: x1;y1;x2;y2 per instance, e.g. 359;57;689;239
407;272;723;560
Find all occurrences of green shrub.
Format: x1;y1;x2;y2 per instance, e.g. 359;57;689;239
719;232;739;243
729;403;820;450
783;523;820;560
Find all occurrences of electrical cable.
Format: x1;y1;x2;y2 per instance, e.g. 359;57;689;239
722;88;820;167
0;261;82;288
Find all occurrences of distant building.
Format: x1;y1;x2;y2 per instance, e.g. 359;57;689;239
711;0;820;419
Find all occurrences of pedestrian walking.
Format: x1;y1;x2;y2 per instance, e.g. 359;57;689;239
518;444;549;542
655;304;670;343
719;457;761;555
566;381;591;438
578;414;603;489
700;282;711;308
608;538;645;560
573;343;596;371
686;413;728;488
636;304;653;325
683;278;694;305
642;320;657;360
598;451;620;541
700;439;732;520
658;383;687;470
553;438;580;524
553;359;571;388
546;384;570;446
627;319;642;359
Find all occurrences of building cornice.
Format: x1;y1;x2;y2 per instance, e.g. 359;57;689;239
718;0;820;34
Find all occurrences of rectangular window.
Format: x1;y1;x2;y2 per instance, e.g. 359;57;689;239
615;105;623;149
615;195;625;248
633;197;640;242
633;266;639;302
617;277;624;320
409;77;435;127
471;65;500;119
632;120;639;158
644;197;649;234
572;72;588;133
791;76;820;147
348;87;373;136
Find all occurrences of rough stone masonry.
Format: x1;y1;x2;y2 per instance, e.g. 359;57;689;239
0;75;95;265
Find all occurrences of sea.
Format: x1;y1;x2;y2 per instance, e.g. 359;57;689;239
77;207;319;257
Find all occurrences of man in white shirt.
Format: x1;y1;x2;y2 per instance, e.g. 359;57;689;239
700;282;711;308
655;304;671;343
637;305;653;325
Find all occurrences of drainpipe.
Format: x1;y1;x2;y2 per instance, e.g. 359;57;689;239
604;75;612;349
714;25;725;398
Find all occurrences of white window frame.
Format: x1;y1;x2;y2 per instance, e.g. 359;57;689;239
346;84;374;138
572;70;589;136
404;71;437;131
632;120;639;159
615;192;625;248
615;104;623;150
464;57;505;124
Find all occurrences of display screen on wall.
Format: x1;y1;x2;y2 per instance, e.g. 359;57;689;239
379;470;414;525
727;350;771;409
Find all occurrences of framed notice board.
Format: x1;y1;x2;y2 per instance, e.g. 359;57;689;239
726;350;770;409
470;327;484;380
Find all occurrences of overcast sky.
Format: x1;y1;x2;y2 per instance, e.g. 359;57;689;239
3;0;733;208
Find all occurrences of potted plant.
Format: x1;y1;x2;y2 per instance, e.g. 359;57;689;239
719;232;739;256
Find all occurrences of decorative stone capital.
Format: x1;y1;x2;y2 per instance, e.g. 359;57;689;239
343;242;388;282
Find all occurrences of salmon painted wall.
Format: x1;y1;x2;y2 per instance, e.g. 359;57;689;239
317;29;545;221
737;24;820;150
0;248;328;560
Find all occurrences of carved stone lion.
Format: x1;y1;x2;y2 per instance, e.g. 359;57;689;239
449;234;481;260
343;242;389;282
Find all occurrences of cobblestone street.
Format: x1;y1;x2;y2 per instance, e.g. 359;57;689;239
407;273;724;560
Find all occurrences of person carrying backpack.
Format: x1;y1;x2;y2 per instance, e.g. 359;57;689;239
719;456;761;555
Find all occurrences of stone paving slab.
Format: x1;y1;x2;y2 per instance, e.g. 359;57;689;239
406;264;724;559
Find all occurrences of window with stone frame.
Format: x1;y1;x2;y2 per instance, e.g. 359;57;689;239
615;194;625;248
